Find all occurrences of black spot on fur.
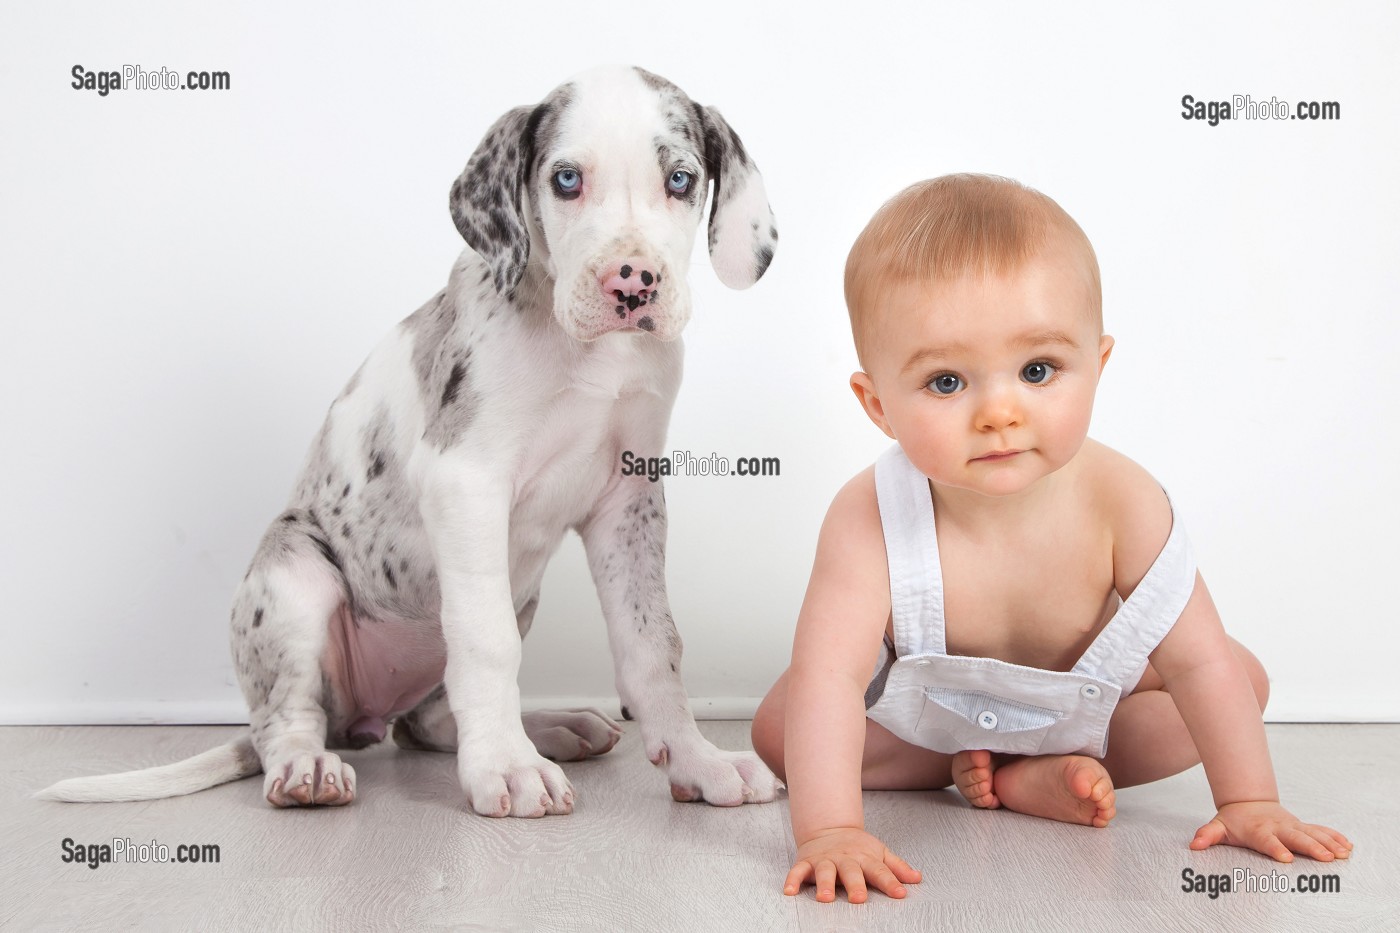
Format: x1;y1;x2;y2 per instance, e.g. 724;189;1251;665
382;560;397;590
367;453;386;481
637;316;655;332
253;608;264;628
281;513;298;524
626;295;640;311
755;244;774;279
620;265;632;279
620;705;633;721
342;484;351;498
640;270;653;286
442;361;466;407
310;536;344;575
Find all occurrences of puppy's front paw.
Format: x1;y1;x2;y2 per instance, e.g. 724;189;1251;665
652;740;780;807
460;754;574;818
263;752;357;807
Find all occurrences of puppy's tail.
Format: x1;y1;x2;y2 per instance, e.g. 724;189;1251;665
34;732;260;802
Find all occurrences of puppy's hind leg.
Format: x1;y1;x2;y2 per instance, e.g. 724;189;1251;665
392;685;457;753
232;511;357;808
395;690;621;762
511;596;623;761
522;709;623;761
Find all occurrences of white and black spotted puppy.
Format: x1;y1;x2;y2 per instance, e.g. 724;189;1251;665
39;65;780;817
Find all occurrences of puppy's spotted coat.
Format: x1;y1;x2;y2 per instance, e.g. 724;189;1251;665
40;65;779;817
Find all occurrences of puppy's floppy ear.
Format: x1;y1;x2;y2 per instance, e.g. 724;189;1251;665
696;104;777;290
449;104;543;296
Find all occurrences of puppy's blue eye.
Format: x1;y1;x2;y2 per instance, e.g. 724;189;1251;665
667;170;692;195
554;169;581;194
930;374;964;395
1022;361;1056;384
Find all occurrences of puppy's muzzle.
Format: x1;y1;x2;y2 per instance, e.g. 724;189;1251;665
599;258;665;333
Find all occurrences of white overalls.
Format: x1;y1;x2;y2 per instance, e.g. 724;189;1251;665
864;444;1197;758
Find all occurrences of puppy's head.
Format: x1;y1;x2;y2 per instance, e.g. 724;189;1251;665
449;65;776;342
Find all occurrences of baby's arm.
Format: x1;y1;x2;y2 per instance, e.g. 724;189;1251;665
782;469;922;902
1114;482;1352;862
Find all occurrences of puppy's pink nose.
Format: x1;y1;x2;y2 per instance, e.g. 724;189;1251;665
600;259;661;314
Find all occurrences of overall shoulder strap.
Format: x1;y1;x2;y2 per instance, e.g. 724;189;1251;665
1072;492;1197;686
874;444;948;657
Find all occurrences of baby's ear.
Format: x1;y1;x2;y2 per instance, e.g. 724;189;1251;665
1099;334;1115;372
850;372;895;440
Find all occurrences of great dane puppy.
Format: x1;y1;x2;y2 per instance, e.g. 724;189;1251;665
39;65;780;817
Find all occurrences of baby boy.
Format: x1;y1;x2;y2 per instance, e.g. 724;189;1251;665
750;174;1351;903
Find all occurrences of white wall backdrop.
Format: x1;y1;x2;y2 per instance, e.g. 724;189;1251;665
2;1;1396;724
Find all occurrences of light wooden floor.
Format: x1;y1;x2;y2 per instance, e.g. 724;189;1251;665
3;722;1394;932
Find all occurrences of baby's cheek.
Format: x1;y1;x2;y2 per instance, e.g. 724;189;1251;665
1049;398;1096;461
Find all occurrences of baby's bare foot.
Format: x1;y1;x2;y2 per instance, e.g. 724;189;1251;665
991;755;1116;827
952;749;1000;809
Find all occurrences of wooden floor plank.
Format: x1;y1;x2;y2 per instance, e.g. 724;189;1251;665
4;722;1390;931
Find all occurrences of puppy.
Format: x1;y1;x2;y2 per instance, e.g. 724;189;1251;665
39;65;780;817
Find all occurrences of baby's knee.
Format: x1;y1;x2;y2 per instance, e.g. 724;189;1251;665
750;682;788;782
1231;639;1270;712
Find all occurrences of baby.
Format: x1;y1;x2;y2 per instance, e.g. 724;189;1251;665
751;174;1351;903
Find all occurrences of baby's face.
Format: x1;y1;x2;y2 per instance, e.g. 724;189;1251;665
854;244;1112;499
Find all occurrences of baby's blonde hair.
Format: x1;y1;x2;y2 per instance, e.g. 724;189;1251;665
844;174;1102;367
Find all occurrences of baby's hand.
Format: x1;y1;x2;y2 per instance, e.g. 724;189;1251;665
1191;801;1353;862
784;827;921;903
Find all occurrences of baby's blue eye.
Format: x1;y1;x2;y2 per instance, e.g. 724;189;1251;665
667;170;693;195
554;169;581;194
929;373;964;395
1022;361;1056;385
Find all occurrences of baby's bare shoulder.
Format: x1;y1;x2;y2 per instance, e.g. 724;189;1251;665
792;464;892;667
814;465;886;566
1078;440;1166;505
825;464;879;523
1077;441;1174;596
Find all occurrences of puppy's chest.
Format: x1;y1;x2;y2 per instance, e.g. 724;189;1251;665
509;338;669;522
509;388;646;533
